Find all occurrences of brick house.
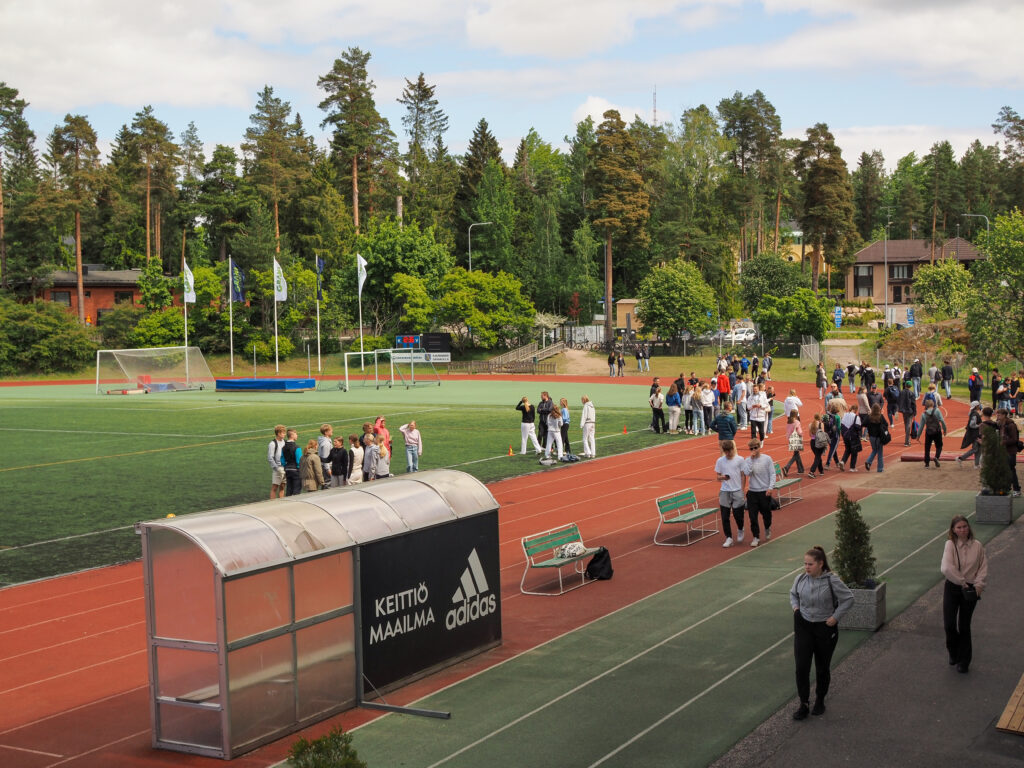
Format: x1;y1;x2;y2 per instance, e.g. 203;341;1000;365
41;264;143;325
844;237;983;323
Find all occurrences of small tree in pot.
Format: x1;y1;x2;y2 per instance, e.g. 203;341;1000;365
979;424;1012;495
977;424;1013;524
833;489;885;630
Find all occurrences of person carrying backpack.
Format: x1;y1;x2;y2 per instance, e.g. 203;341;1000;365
837;410;863;472
864;404;890;473
922;402;947;468
884;381;900;427
967;367;983;403
808;414;829;478
897;381;918;446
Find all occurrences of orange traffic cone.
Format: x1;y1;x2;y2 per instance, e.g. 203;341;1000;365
508;446;513;456
623;424;628;434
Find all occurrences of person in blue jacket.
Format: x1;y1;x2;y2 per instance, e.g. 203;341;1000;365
712;401;738;444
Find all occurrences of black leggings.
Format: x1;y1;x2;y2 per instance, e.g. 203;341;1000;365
750;420;765;441
924;432;943;466
746;490;772;537
794;612;839;704
809;444;825;474
684;409;693;430
840;442;859;469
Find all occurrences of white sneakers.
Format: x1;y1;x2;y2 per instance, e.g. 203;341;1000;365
750;538;760;547
722;537;734;548
765;528;772;541
737;529;745;543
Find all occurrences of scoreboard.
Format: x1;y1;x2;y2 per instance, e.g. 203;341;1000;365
395;334;420;348
394;333;451;353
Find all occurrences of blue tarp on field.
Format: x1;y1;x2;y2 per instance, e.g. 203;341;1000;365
215;378;316;392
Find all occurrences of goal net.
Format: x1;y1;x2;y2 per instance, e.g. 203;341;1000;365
332;348;442;392
96;346;215;394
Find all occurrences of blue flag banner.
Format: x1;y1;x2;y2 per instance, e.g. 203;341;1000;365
230;261;245;302
316;257;325;301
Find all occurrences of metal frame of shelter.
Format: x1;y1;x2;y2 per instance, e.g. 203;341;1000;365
138;470;499;759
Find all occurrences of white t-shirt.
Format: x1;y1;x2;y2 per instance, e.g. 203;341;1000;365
782;395;802;418
715;455;746;492
747;392;769;422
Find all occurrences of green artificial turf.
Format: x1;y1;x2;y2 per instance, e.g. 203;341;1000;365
0;379;680;586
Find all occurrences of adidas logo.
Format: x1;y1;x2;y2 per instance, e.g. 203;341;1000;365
445;548;497;630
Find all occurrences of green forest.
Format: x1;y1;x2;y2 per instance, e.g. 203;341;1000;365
2;47;1024;369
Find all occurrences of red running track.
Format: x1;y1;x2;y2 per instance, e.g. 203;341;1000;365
0;381;970;767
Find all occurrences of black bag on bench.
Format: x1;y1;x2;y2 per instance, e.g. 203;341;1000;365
586;547;613;580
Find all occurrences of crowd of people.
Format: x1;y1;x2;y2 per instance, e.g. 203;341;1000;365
266;417;424;497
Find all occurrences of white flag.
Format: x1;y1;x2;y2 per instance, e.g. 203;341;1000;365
183;261;196;303
357;253;368;297
273;259;288;301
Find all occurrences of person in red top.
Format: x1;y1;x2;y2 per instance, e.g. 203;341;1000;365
373;415;392;455
716;371;732;411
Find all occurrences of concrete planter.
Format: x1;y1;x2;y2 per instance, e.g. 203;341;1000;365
839;581;886;631
975;492;1013;525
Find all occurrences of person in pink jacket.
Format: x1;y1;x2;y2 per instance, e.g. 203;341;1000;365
940;515;988;673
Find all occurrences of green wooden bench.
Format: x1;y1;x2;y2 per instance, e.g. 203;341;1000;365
654;488;719;546
773;462;803;506
521;523;601;596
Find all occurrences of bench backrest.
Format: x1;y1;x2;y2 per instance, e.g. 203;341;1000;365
657;489;697;518
774;462;784;479
523;523;583;563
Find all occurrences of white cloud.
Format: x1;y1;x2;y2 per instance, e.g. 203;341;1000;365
828;125;995;171
572;96;652;127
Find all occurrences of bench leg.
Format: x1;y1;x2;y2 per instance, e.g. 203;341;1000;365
520;561;594;596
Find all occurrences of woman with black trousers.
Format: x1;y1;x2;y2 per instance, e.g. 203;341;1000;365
940;516;987;673
790;546;854;719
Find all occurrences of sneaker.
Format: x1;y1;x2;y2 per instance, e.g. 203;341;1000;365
765;528;771;541
956;457;963;466
811;700;826;716
1014;490;1022;497
782;466;789;478
864;462;871;471
737;529;745;543
722;537;734;548
934;458;940;467
793;703;810;721
838;461;845;472
750;538;759;548
849;468;858;472
808;472;816;479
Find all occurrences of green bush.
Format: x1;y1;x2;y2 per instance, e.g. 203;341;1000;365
98;304;149;349
0;294;98;375
345;335;391;353
833;488;876;588
979;424;1013;495
288;726;366;768
246;335;295;363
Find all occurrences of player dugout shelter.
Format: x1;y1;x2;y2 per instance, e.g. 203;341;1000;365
139;470;501;759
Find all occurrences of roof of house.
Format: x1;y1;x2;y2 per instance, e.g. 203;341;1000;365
852;237;983;265
49;266;143;287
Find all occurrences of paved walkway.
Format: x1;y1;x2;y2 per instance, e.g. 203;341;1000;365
713;512;1024;768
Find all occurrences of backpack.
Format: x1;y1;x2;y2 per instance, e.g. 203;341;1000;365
911;420;920;440
841;415;861;442
923;392;936;408
925;411;942;436
585;547;614;580
814;428;829;449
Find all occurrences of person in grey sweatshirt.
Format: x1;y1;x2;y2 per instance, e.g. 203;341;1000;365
789;546;854;720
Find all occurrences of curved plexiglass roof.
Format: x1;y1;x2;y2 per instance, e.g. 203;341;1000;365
141;470;497;576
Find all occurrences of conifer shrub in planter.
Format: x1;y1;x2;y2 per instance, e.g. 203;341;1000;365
288;726;366;768
977;425;1014;524
833;489;886;631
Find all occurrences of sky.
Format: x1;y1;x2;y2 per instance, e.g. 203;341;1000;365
2;0;1023;171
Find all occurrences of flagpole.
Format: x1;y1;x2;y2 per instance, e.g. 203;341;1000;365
274;297;279;373
183;273;190;388
228;257;235;375
314;255;322;373
357;253;366;371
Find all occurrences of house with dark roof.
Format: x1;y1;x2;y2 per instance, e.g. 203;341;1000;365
41;264;142;325
844;237;983;323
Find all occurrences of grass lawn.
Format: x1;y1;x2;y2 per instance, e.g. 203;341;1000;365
0;378;679;586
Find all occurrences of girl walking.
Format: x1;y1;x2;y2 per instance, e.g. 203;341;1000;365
940;516;987;673
782;411;805;476
864;404;889;473
790;546;854;719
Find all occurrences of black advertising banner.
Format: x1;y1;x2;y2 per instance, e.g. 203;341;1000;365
359;512;501;691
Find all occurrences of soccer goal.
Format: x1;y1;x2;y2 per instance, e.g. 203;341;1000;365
96;346;215;394
336;348;442;392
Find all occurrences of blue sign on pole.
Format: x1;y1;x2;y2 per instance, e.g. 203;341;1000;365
906;308;915;327
834;306;843;329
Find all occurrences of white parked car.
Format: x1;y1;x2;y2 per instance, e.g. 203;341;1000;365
726;327;757;344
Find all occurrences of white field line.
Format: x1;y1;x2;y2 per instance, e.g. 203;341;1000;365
0;597;142;637
0;743;63;758
0;685;148;736
0;649;145;696
44;729;150;768
418;496;937;768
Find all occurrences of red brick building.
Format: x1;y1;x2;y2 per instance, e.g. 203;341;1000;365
41;265;142;325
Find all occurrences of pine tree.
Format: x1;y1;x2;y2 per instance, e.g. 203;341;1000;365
0;82;37;288
49;115;101;322
587;109;650;341
795;123;857;293
456;118;503;256
175;122;205;268
923;140;960;261
200;145;246;262
318;48;395;233
833;488;876;588
242;86;307;253
129;106;180;265
397;72;449;215
852;150;886;241
979;423;1013;494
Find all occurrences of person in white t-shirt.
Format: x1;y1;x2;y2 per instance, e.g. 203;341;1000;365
783;389;803;421
715;440;747;548
747;384;769;444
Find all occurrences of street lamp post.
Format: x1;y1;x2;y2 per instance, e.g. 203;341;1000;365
467;221;493;272
961;213;990;234
883;210;892;328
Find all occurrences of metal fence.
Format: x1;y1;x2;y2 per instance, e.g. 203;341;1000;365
798;336;821;369
446;360;557;375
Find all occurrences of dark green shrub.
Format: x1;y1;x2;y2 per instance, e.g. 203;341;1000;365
288;726;366;768
979;424;1012;495
0;294;98;374
833;488;876;588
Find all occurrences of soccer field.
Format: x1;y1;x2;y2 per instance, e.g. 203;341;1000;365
0;378;673;586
